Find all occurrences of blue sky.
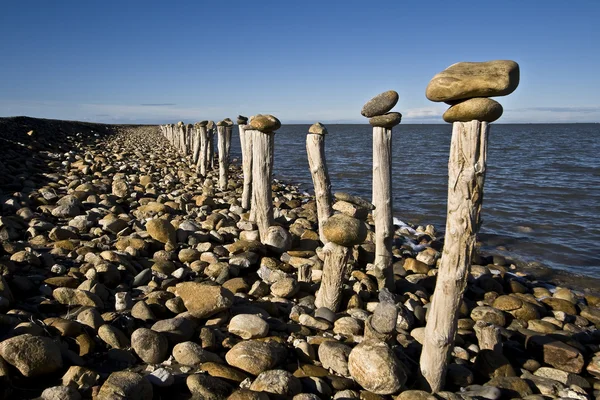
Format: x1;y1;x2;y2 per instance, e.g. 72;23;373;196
0;0;598;124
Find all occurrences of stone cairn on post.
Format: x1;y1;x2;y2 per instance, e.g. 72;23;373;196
361;90;402;291
206;120;215;169
315;193;371;312
246;114;281;243
419;60;520;393
237;115;252;210
306;122;333;243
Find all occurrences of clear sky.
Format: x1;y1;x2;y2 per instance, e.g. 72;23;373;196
1;0;598;124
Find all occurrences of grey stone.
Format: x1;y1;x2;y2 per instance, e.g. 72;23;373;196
361;90;399;117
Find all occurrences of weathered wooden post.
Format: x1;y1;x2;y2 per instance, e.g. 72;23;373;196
237;115;252;210
195;120;209;176
315;213;367;311
192;122;201;165
207;121;215;169
216;119;229;190
419;60;520;392
248;114;280;242
306;122;333;243
224;118;233;163
176;121;185;154
185;123;193;157
361;91;401;290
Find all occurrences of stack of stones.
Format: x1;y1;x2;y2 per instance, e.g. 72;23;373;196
360;90;402;128
425;60;520;123
332;192;373;221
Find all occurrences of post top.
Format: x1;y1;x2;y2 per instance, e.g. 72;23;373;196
237;115;248;125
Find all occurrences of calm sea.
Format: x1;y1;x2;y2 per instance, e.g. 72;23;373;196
231;124;600;278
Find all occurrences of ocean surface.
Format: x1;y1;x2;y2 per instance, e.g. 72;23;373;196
230;124;600;278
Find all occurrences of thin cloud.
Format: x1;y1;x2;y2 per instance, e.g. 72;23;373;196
140;103;177;107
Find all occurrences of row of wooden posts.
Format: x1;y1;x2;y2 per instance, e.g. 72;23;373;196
158;59;519;394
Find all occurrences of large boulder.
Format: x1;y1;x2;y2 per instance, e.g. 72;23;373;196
0;334;63;377
348;340;406;395
175;282;233;319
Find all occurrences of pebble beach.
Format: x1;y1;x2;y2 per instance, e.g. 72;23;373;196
1;116;600;400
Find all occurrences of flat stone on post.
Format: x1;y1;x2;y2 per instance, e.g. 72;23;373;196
198;120;208;127
309;122;328;135
369;112;402;128
361;90;399;117
426;60;520;102
250;114;281;132
237;115;248;125
443;98;503;123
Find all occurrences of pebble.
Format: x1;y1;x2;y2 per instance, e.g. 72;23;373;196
130;328;168;364
228;314;269;339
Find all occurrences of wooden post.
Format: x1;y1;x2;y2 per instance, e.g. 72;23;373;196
315;213;367;311
249;114;281;242
177;121;185;154
361;90;401;291
192;123;201;164
195;121;209;176
237;115;252;210
315;242;351;310
207;121;215;170
217;120;228;190
224;118;233;163
186;123;193;157
306;122;333;243
372;126;394;290
420;120;489;392
419;59;519;393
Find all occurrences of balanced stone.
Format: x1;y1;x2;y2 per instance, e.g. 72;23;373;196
237;115;248;125
249;114;281;132
361;90;399;118
198;120;208;127
217;120;227;126
334;192;374;210
443;98;503;123
369;112;402;128
322;214;367;247
426;60;520;102
224;118;234;126
309;122;328;135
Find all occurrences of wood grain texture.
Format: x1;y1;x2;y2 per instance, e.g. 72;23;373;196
315;242;351;311
239;124;253;210
372;126;394;290
251;129;274;241
306;133;333;243
420;120;489;392
217;126;228;190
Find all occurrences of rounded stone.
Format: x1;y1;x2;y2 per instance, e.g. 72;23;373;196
426;60;520;102
225;340;287;375
347;340;406;395
318;340;352;377
131;328;168;364
237;115;248;125
146;219;176;244
0;334;63;377
271;277;299;298
249;114;281;132
175;282;234;318
443;98;503;123
492;295;523;311
322;214;367;247
249;369;302;396
309;122;328;135
41;386;81;400
97;371;153;400
187;374;232;399
228;314;269;339
361;90;399;118
173;341;222;366
98;324;130;349
198;120;208;127
369;112;402;128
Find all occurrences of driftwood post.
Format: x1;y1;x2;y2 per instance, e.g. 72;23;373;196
315;213;367;311
248;114;280;242
195;121;208;176
186;123;193;157
361;91;401;290
237;115;252;210
224;118;233;163
207;121;215;170
306;122;333;243
192;122;201;165
216;120;229;190
419;60;520;392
